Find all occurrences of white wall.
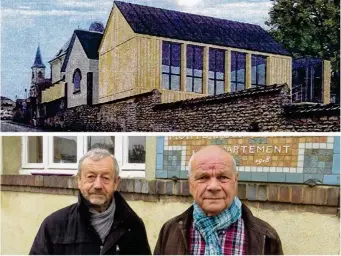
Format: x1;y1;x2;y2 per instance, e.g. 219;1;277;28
65;37;99;108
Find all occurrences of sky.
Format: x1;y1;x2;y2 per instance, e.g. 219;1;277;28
1;0;273;100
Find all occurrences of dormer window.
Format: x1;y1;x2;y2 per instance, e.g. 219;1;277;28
73;69;81;93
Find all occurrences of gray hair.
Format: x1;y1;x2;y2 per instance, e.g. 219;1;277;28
188;146;237;177
77;148;120;177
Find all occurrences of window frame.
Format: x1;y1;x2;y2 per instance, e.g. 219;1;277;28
208;48;225;95
162;41;181;91
251;55;267;88
20;136;146;178
73;68;82;93
230;51;246;92
186;44;203;93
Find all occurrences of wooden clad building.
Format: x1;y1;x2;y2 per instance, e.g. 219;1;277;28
99;1;295;104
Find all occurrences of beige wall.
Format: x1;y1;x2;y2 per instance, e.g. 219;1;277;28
1;191;339;255
1;137;21;175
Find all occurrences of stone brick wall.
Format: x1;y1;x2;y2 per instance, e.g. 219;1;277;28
55;84;339;132
1;175;339;214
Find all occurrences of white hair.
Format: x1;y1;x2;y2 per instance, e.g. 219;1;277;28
187;146;237;177
77;148;120;177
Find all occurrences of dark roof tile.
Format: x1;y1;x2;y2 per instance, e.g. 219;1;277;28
114;1;291;56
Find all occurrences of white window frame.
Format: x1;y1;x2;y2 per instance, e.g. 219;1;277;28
20;136;146;178
115;137;145;178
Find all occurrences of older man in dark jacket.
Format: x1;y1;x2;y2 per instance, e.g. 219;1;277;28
30;148;151;255
154;145;283;255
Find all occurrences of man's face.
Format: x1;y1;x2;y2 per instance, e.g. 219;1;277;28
189;147;238;216
78;156;120;212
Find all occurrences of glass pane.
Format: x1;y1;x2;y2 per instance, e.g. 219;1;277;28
216;71;224;80
162;42;170;65
186;77;193;92
208;71;215;79
258;64;266;85
28;136;43;163
186;68;192;76
88;136;115;155
194;68;202;77
236;83;245;91
195;47;203;70
171;66;180;75
251;65;257;85
172;43;181;67
209;48;216;71
230;82;236;92
171;75;180;91
186;45;194;68
216;50;225;73
53;136;77;163
208;79;215;95
128;137;146;163
237;69;245;83
194;78;202;93
216;81;225;94
162;65;169;73
162;74;169;89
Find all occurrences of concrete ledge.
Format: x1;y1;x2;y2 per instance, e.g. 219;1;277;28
1;175;339;207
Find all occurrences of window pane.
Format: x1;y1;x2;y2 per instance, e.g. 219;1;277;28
162;74;169;89
53;136;77;163
186;77;193;92
252;55;267;86
172;44;181;67
128;137;146;163
237;83;245;91
208;71;215;79
88;136;115;155
162;42;170;66
171;66;180;75
216;50;225;73
237;69;245;83
28;136;43;163
216;81;225;94
209;48;216;71
162;65;169;73
216;71;224;80
258;64;266;85
194;68;202;77
171;75;180;90
194;78;202;93
208;79;215;95
186;45;193;68
194;47;203;70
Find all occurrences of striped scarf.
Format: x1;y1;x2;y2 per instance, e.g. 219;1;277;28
193;197;242;255
89;198;116;243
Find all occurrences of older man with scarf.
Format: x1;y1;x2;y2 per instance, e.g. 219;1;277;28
30;148;151;255
154;145;283;255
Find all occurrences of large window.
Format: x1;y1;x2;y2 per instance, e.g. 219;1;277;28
73;69;82;93
186;45;203;93
162;42;181;91
209;48;225;95
21;136;146;178
251;55;267;87
230;52;246;92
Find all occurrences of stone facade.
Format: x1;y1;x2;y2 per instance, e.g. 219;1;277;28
56;84;339;132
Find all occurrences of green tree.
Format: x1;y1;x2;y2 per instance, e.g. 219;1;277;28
266;0;340;101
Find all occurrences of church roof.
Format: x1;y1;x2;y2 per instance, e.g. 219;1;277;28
32;45;46;68
114;1;291;56
61;29;103;72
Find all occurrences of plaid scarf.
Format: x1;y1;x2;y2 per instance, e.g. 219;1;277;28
193;197;242;255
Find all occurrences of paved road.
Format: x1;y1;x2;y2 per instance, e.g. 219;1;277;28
1;121;45;132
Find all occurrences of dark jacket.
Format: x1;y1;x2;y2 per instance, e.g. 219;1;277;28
30;191;151;255
154;203;283;255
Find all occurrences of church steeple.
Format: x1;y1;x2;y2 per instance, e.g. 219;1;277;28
32;45;46;68
31;44;46;87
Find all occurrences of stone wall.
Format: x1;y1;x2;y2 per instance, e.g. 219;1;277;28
58;84;339;132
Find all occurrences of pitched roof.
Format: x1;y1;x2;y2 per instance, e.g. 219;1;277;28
32;45;46;68
114;1;291;56
49;39;71;62
61;30;103;72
